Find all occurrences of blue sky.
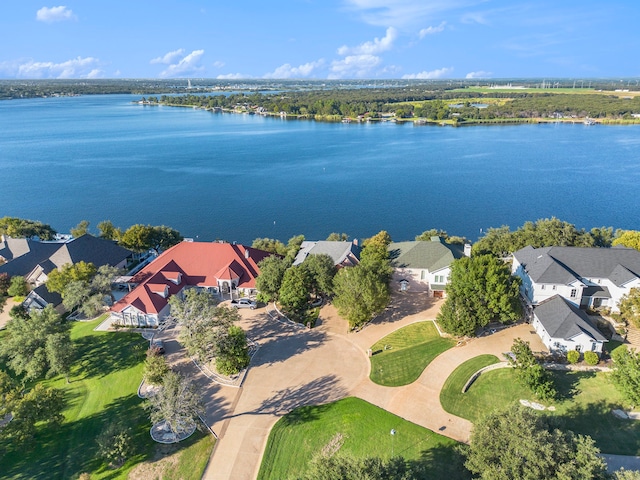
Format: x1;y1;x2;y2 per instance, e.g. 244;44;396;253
1;1;639;80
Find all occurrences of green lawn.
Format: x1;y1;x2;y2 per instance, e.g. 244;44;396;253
440;357;640;455
257;397;469;480
439;355;503;422
0;317;214;479
369;321;456;386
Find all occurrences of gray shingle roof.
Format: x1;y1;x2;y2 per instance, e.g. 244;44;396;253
534;295;606;342
514;245;640;287
293;241;360;266
389;238;465;272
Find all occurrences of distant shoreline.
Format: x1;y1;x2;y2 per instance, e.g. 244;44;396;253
141;101;640;127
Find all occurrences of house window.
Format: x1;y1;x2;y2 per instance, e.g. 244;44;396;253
541;285;546;290
420;270;426;280
570;289;577;298
435;275;445;283
552;285;556;290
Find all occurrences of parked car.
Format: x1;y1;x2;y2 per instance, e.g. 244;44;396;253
231;298;257;309
150;339;165;354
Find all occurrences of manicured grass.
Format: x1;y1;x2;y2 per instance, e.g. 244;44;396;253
0;317;215;479
369;321;455;386
440;358;640;455
439;355;503;421
257;397;468;480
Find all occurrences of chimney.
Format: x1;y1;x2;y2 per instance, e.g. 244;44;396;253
464;243;472;257
352;238;358;246
245;248;250;259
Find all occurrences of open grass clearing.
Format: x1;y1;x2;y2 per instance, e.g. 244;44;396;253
257;397;468;480
0;316;214;479
440;357;640;455
369;321;455;386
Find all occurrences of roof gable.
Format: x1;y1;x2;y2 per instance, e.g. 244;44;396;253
534;295;606;342
293;241;360;266
514;245;640;287
112;241;272;315
389;239;465;272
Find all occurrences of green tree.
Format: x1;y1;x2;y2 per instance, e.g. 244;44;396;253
0;272;11;296
333;264;390;329
278;265;311;313
169;289;239;363
509;338;556;400
96;422;135;468
215;325;250;376
610;346;640;406
437;255;522;336
618;288;640;329
145;370;204;436
70;220;90;238
120;224;182;253
255;255;289;302
613;230;640;251
97;220;122;241
46;261;97;296
415;229;449;241
326;232;349;241
45;332;75;382
7;275;28;297
0;216;57;240
251;237;287;255
613;469;640;480
144;349;170;385
0;305;72;381
0;383;65;444
465;404;607;480
304;454;415;480
285;234;306;263
590;226;614;247
304;254;337;297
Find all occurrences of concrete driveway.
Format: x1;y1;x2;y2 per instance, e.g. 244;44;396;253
194;293;548;480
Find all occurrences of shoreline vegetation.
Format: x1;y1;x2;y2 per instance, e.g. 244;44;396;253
2;78;639;126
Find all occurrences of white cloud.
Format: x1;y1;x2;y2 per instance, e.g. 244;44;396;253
263;60;325;79
419;21;446;38
338;27;397;56
216;73;250;80
36;6;76;23
461;11;489;25
402;67;453;79
150;49;185;65
330;54;382;79
0;56;102;79
466;70;491;79
344;0;478;27
213;61;225;68
157;49;205;78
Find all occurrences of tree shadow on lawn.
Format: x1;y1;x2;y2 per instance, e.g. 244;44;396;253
0;393;153;480
408;443;471;480
551;370;597;402
73;331;146;380
554;399;640;456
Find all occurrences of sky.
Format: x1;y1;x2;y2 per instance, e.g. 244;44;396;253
1;1;639;80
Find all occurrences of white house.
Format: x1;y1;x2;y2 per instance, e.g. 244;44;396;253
388;237;471;297
512;245;640;313
532;295;607;354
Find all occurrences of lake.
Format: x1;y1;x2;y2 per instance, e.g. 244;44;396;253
1;94;639;244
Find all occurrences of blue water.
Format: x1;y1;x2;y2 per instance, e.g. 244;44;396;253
1;94;639;243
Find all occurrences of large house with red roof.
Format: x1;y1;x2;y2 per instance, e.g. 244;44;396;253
110;241;273;327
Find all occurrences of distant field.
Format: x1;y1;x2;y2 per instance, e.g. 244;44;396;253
453;87;640;97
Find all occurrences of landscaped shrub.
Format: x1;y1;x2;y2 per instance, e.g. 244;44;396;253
584;351;599;366
567;350;580;364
